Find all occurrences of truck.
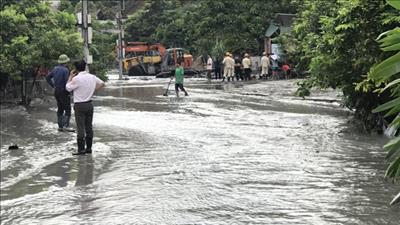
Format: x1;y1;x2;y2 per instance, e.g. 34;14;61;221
121;42;199;77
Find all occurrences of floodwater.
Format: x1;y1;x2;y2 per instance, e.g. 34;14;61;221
1;75;399;225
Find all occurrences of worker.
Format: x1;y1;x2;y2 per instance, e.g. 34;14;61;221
46;54;74;132
242;53;252;81
234;55;242;81
222;52;230;82
227;53;234;82
206;55;213;82
175;61;189;97
261;52;270;80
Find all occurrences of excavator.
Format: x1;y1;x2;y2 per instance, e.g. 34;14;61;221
121;42;199;77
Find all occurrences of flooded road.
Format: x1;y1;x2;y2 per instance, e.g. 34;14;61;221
1;75;399;224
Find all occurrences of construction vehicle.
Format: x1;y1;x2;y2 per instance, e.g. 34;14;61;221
122;42;166;76
121;42;199;77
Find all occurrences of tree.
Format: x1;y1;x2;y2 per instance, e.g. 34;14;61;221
364;0;400;205
124;0;296;55
284;0;399;130
0;0;82;103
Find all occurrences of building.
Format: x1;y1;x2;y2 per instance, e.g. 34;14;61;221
264;13;296;59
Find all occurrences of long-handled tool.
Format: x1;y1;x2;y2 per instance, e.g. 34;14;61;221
163;77;173;96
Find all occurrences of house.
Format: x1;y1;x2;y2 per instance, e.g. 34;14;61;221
264;13;296;60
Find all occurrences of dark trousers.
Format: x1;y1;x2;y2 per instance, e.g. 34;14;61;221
54;89;71;128
234;67;242;81
74;101;93;152
207;69;212;81
175;83;188;95
244;68;251;81
215;67;221;79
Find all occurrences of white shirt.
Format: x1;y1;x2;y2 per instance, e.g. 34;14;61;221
261;56;270;68
206;58;213;70
242;58;251;69
66;71;104;103
223;56;234;68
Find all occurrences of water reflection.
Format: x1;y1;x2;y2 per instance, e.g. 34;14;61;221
75;156;94;187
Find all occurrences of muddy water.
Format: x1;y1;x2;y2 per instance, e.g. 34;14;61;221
1;76;399;224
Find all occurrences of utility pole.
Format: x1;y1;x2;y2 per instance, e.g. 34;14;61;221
82;0;91;71
117;0;124;80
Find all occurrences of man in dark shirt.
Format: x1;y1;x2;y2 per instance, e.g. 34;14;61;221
46;54;74;132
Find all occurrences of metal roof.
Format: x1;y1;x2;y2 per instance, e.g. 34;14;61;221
265;13;296;37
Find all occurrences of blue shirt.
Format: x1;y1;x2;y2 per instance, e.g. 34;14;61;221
46;65;69;90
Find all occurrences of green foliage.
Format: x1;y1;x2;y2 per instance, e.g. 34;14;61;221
285;0;398;129
125;0;296;55
362;1;400;205
88;19;117;82
295;80;311;98
211;39;226;62
0;1;82;80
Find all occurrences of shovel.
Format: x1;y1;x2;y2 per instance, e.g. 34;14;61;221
163;77;173;96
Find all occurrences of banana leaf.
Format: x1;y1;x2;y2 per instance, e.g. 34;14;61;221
385;156;400;178
390;192;400;206
372;96;400;113
369;52;400;81
382;43;400;52
378;29;400;47
388;0;400;10
376;28;400;41
380;78;400;93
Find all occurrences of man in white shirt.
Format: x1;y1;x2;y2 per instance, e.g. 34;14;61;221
66;60;105;155
261;52;270;80
206;55;213;82
222;53;235;82
228;53;235;81
242;53;252;81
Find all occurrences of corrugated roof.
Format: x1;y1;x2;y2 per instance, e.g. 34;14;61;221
265;23;279;37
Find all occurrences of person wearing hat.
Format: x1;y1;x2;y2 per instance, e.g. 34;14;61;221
46;54;74;132
222;52;231;82
261;52;270;80
242;53;252;81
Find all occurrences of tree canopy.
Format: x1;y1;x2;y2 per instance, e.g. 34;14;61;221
125;0;296;57
281;0;399;129
0;0;82;80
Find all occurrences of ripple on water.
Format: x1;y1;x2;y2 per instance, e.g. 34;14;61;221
1;80;399;224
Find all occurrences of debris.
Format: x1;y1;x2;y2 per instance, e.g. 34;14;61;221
8;144;19;150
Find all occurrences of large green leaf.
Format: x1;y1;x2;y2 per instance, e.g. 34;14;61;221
379;31;400;48
391;192;400;206
384;136;400;159
385;104;400;117
388;0;400;10
385;156;400;178
386;146;400;160
376;28;400;41
380;78;400;93
385;135;400;149
382;43;400;51
373;96;400;113
369;52;400;81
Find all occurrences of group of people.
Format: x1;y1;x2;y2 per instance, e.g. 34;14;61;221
205;52;291;82
46;54;105;155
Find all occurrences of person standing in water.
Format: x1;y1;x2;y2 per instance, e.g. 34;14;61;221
66;60;105;155
174;61;189;97
261;52;270;80
46;54;74;132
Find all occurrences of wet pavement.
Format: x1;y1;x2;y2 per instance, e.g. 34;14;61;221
1;75;399;224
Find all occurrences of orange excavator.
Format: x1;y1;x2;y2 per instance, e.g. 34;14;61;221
121;42;198;77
